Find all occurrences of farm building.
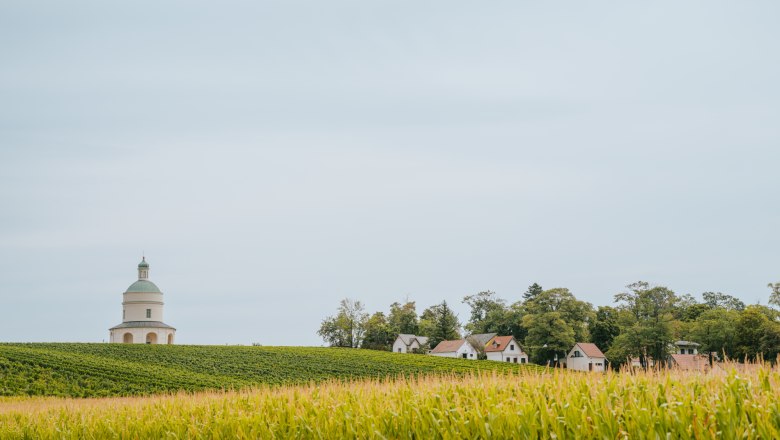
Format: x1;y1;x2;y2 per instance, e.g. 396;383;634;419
109;257;176;344
392;334;429;353
430;339;479;359
484;335;527;363
566;343;606;372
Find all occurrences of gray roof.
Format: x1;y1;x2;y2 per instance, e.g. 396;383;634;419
397;334;429;346
675;340;701;346
125;280;162;293
467;333;497;346
109;321;176;330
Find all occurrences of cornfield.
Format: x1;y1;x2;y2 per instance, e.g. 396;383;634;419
2;364;778;439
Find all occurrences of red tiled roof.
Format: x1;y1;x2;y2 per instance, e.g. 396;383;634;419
485;336;516;352
575;343;605;358
431;339;465;354
671;354;710;371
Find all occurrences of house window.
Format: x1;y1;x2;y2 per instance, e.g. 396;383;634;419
688;349;694;355
470;353;474;357
506;358;510;362
513;357;517;363
123;309;125;320
510;344;514;350
521;358;527;364
462;353;467;359
398;348;401;353
146;309;151;318
572;350;581;358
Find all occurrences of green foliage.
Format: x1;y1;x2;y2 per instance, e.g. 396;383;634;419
419;301;460;348
522;283;543;301
461;290;508;335
0;343;540;398
522;288;593;363
769;283;780;308
361;312;394;350
608;282;677;367
590;306;620;352
689;308;739;358
388;301;419;335
318;298;368;348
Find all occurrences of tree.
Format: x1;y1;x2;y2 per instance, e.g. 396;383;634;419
419;301;460;349
702;291;745;311
689;308;739;362
523;312;575;365
607;281;677;368
522;288;593;365
523;283;544;302
590;306;620;352
317;298;368;348
523;288;593;342
768;283;780;308
388;301;419;335
462;290;508;335
361;312;394;350
734;306;769;361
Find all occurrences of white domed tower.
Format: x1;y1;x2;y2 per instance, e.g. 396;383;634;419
109;257;176;344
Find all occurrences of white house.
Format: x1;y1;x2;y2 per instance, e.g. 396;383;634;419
673;341;700;355
109;257;176;344
430;339;479;359
484;335;528;363
566;342;607;372
392;334;430;353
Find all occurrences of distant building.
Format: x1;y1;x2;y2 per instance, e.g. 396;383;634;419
566;343;607;372
392;334;429;353
484;335;527;363
673;341;700;355
109;257;176;344
430;339;479;359
670;354;711;371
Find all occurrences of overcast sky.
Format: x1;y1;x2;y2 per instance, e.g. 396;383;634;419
1;1;778;345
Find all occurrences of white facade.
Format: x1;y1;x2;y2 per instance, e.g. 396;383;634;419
430;340;479;359
566;343;606;372
393;334;429;353
485;337;528;363
109;258;176;344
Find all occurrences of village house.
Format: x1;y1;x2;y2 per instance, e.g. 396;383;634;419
566;342;607;372
674;341;700;355
392;334;429;353
430;339;479;359
484;335;527;363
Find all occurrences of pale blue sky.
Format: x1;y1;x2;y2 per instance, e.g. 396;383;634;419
1;1;778;345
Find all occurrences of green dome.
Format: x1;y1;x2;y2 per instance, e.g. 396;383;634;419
125;280;161;293
138;259;149;268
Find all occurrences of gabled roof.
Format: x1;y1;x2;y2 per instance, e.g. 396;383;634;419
466;333;497;346
573;343;605;358
396;334;429;346
485;336;516;352
397;334;416;345
431;339;466;354
674;340;701;347
670;354;710;371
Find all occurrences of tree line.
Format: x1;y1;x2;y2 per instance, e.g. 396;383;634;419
318;281;780;366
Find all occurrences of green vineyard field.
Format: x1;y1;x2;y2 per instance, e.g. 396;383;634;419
0;343;544;397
